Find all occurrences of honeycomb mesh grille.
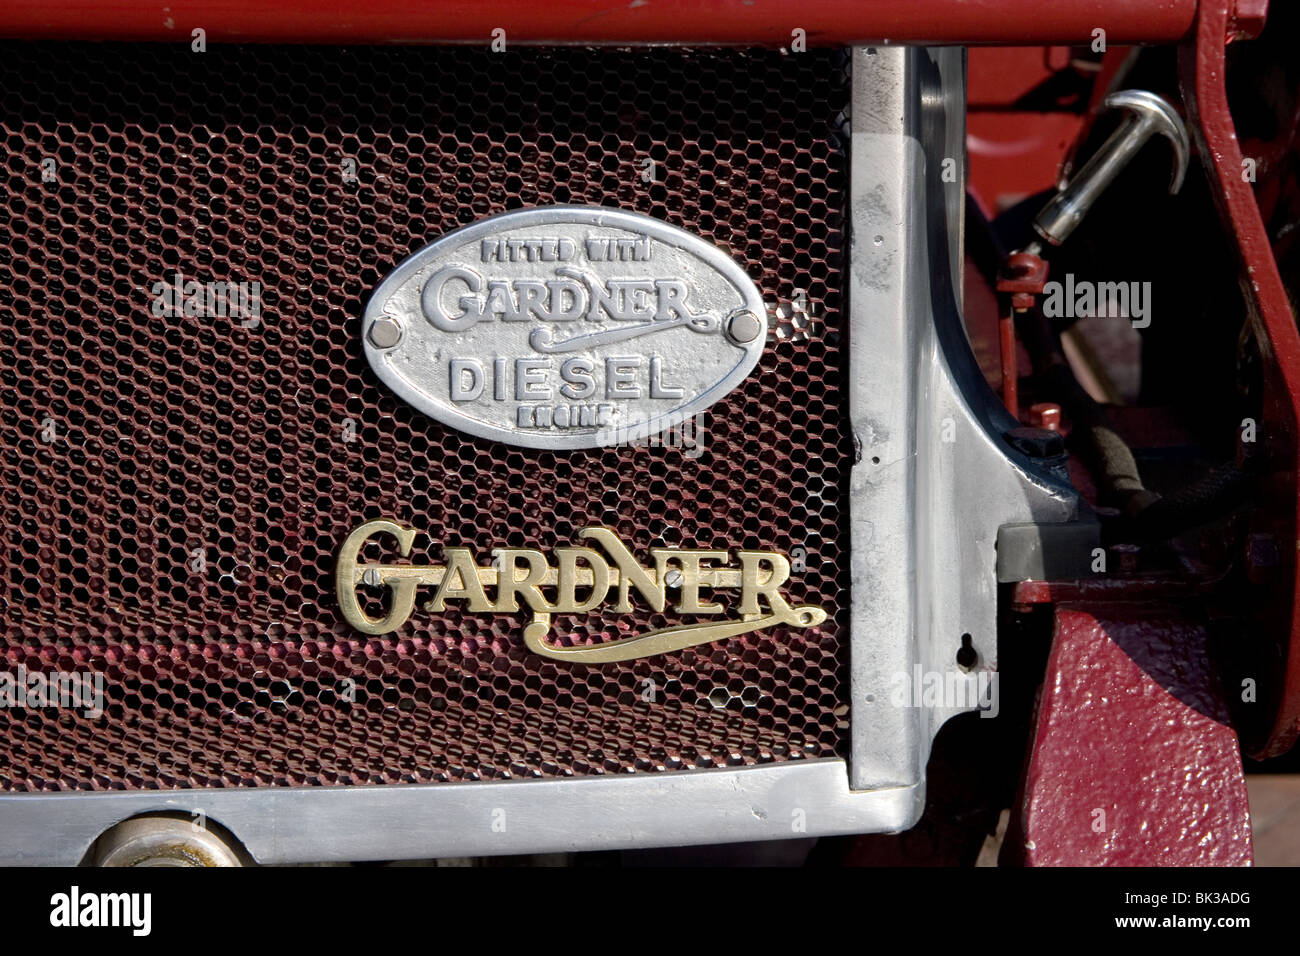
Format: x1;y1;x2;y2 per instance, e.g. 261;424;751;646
0;43;851;790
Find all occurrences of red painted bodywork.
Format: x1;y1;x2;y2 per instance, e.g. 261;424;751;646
1179;0;1300;757
0;0;1196;46
969;1;1300;759
968;113;1084;217
966;46;1133;216
1007;604;1252;866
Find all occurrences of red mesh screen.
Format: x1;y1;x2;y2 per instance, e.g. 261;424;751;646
0;43;850;789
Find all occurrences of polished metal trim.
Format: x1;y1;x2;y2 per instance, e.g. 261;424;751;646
846;46;1077;791
0;759;919;865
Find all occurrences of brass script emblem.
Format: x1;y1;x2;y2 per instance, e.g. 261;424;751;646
336;519;827;663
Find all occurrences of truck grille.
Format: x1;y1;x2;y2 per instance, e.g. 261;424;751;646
0;43;850;789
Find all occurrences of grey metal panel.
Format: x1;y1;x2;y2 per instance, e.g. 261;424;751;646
848;46;925;791
0;759;920;865
997;518;1102;583
847;46;1077;791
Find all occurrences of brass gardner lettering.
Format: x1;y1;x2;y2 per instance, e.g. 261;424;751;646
493;550;552;612
668;550;728;614
553;547;610;613
335;519;826;663
737;551;794;616
577;527;665;613
334;520;420;635
427;549;493;612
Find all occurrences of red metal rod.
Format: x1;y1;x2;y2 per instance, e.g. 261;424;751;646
0;0;1197;45
999;312;1019;420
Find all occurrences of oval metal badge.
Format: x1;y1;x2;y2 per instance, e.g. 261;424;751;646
363;205;766;449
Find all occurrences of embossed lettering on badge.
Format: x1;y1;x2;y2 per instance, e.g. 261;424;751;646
362;206;767;449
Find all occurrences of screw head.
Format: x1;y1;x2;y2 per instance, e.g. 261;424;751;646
725;310;763;345
368;316;402;349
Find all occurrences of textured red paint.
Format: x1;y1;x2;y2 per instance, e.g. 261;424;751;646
0;0;1197;45
1011;605;1252;866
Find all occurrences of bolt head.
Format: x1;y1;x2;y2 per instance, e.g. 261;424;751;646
1004;426;1066;459
1029;402;1062;432
1229;0;1269;40
725;310;763;345
368;316;403;349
